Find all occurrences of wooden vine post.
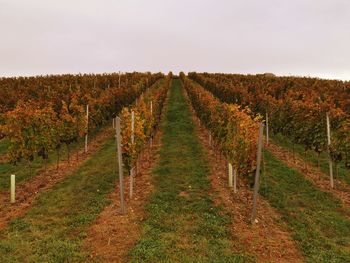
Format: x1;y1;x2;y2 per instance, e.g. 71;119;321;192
326;112;334;188
228;163;233;188
251;123;264;223
116;117;126;214
266;112;269;146
113;117;117;175
85;105;89;153
130;111;135;198
10;174;15;203
233;168;237;193
150;101;153;148
229;162;237;193
131;111;135;144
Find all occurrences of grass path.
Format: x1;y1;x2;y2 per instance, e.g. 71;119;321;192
0;127;112;231
0;138;10;156
261;150;350;262
0;127;105;191
0;137;117;262
272;133;350;186
128;79;252;262
267;141;350;210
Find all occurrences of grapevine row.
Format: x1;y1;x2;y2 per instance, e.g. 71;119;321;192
120;72;172;172
180;73;260;177
189;72;350;169
0;72;163;165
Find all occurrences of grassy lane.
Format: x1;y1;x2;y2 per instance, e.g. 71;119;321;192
261;150;350;262
128;80;252;262
272;133;350;185
0;139;10;155
0;137;117;262
0;152;67;190
0;129;104;191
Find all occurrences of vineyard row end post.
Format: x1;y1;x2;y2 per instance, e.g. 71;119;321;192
150;101;153;148
251;123;264;223
85;105;89;153
116;117;126;214
11;174;15;203
326;112;334;188
266;112;269;146
228;163;233;188
130;111;135;198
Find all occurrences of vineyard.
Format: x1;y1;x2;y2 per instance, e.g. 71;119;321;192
0;72;349;262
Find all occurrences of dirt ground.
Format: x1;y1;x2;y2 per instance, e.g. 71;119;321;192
0;155;7;163
83;131;161;262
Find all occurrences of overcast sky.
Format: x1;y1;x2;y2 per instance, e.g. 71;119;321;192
0;0;350;80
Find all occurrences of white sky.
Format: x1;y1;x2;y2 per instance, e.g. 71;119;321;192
0;0;350;80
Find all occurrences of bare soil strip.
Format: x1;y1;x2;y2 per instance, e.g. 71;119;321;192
268;142;350;210
184;90;304;263
0;155;7;163
83;131;161;262
0;127;113;230
83;91;169;263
